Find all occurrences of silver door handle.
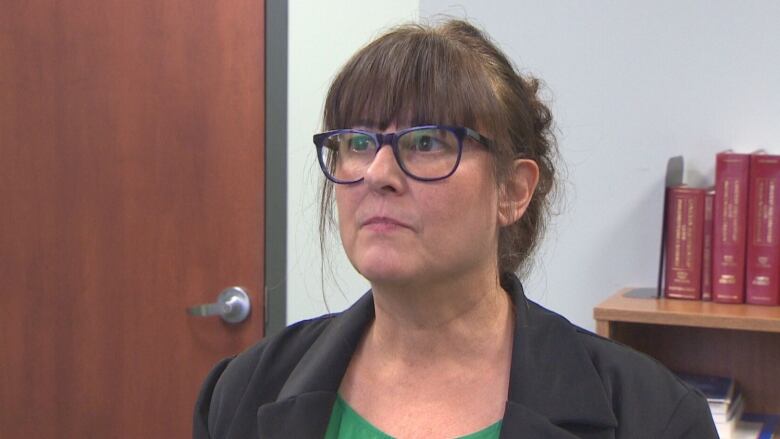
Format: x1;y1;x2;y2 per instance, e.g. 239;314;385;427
187;287;251;324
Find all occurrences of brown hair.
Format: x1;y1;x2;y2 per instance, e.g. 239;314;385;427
319;19;559;277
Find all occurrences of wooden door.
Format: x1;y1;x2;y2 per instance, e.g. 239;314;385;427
0;1;266;437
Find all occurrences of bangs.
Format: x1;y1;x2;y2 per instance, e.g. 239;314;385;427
323;26;499;134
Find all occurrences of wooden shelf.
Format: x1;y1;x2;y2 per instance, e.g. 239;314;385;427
594;288;780;414
594;287;780;334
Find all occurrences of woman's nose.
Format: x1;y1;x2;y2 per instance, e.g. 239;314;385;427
364;144;405;192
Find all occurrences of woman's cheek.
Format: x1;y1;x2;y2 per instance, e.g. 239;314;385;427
337;209;357;253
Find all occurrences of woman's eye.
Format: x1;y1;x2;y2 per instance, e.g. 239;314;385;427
348;135;372;152
408;134;444;152
415;135;435;151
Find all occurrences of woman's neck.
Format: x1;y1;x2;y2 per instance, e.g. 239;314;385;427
364;267;515;367
338;268;516;437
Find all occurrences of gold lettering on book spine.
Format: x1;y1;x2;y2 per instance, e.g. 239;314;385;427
753;276;770;286
753;178;775;246
673;197;683;268
751;177;776;287
685;196;695;270
732;180;740;242
754;178;766;245
671;193;695;285
721;180;730;244
719;177;741;272
768;181;775;245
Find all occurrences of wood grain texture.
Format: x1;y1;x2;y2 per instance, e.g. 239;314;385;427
609;322;780;414
594;288;780;332
594;290;780;415
595;320;611;338
0;1;266;437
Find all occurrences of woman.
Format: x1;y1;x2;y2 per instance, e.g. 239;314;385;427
194;20;717;439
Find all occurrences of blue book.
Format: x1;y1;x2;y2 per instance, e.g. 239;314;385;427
740;414;780;439
675;372;735;404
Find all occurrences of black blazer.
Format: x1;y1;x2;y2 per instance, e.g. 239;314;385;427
194;275;717;438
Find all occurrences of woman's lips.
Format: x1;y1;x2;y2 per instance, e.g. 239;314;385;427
361;216;412;232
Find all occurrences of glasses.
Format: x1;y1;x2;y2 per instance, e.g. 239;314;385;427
313;125;494;184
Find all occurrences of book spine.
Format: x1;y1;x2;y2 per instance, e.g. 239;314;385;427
746;154;780;305
712;152;750;303
664;187;705;300
701;189;715;301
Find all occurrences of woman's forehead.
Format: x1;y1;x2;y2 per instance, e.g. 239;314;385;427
324;35;498;132
334;107;479;131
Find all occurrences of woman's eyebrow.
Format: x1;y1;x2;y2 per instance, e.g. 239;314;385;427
350;119;379;129
348;121;390;131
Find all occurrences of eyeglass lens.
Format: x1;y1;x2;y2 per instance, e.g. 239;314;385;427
320;127;460;182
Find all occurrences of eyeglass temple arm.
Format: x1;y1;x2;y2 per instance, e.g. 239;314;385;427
464;127;495;148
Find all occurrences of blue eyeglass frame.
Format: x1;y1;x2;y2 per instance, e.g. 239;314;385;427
313;125;495;184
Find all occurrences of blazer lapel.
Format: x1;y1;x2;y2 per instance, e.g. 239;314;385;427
255;293;375;439
255;276;618;439
500;402;582;438
256;392;337;438
501;274;618;438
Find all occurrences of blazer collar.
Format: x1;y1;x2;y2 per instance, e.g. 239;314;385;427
256;275;617;438
500;273;617;437
256;294;375;438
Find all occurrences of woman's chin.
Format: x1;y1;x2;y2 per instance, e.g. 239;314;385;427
347;242;402;273
358;267;411;285
353;256;417;286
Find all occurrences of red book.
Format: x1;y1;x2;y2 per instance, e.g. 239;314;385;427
701;189;715;301
664;186;705;300
712;151;750;303
745;153;780;305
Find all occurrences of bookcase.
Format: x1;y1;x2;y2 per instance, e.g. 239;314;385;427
594;288;780;415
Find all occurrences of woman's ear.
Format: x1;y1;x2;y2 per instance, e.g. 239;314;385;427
498;159;540;226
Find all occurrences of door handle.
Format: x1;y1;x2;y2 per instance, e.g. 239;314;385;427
188;287;251;324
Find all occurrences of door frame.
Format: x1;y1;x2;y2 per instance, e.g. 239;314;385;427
264;0;288;336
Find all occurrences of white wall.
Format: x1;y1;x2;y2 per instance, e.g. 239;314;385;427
288;1;780;330
416;1;780;329
287;1;419;324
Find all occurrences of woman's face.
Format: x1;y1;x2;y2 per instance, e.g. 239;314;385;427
335;123;501;287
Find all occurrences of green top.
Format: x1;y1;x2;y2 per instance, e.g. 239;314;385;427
324;395;502;439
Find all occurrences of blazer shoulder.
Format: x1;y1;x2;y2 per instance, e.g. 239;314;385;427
574;328;716;438
574;326;683;394
220;313;337;389
193;314;336;439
